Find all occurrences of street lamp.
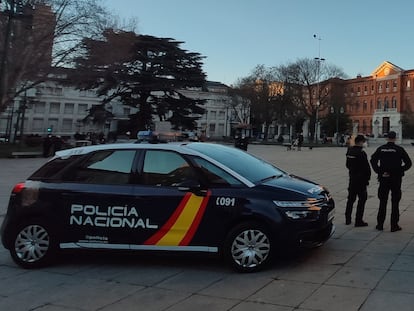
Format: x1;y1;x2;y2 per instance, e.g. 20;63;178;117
313;34;325;144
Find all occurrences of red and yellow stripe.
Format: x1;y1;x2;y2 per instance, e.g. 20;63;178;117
144;191;211;246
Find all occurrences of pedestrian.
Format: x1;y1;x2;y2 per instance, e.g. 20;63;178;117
345;134;371;226
370;131;412;232
297;132;304;151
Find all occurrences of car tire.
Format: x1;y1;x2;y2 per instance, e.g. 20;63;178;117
224;221;273;273
10;221;57;269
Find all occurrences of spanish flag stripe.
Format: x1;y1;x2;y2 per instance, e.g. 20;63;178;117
179;191;211;246
156;194;204;245
144;192;192;245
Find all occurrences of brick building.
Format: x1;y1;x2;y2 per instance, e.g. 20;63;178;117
320;61;414;139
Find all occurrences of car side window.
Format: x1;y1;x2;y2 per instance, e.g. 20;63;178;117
191;157;243;187
63;150;136;184
141;150;196;186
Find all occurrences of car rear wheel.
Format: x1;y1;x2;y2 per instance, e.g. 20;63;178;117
224;221;272;272
10;222;57;269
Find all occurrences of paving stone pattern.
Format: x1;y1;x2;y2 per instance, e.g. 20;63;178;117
1;143;414;310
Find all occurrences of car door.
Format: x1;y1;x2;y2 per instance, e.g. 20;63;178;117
57;149;139;249
128;149;248;252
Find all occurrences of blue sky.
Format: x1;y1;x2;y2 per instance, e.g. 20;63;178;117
103;0;414;86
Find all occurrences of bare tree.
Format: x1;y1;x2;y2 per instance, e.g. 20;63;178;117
275;58;347;140
233;65;299;140
0;0;115;112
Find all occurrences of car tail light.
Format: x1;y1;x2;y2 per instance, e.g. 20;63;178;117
12;182;26;194
12;181;39;207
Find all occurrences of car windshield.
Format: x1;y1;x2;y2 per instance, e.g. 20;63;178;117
186;143;285;184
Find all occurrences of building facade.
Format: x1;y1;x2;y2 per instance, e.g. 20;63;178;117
322;61;414;140
0;80;247;142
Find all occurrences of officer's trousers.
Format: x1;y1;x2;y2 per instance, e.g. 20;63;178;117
346;181;367;223
377;176;402;228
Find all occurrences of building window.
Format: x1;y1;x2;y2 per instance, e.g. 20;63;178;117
210;111;217;120
55;88;63;96
49;102;60;114
64;103;74;114
392;97;397;108
363;100;367;112
385;81;389;91
218;111;225;120
218;123;224;134
34;102;45;113
209;123;215;133
393;80;397;90
377;99;382;109
32;118;43;131
78;104;88;114
384;97;389;110
407;80;411;89
62;119;73;131
378;83;383;92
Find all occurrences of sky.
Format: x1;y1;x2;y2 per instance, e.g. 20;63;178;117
103;0;414;86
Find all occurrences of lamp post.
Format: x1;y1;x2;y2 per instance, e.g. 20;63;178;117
313;34;325;143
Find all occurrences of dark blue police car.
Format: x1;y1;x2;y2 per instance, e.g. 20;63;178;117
1;142;335;272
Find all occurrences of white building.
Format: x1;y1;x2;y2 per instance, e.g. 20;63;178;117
0;80;250;142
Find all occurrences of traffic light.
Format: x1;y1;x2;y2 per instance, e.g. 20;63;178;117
47;126;52;133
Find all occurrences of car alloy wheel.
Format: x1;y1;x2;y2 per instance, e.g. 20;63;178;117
225;222;272;272
11;223;54;268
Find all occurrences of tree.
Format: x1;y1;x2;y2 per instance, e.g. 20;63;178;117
233;65;299;140
401;106;414;139
275;58;347;141
69;29;207;134
0;0;112;113
320;110;352;138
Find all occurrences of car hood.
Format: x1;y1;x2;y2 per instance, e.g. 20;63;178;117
259;174;325;198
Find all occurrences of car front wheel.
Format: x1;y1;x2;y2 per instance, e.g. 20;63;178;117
10;222;57;269
224;221;273;272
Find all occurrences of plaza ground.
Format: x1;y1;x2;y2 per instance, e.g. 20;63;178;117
1;143;414;310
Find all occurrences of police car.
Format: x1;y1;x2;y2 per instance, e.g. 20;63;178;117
1;142;335;272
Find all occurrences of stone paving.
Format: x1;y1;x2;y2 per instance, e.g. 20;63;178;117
1;143;414;310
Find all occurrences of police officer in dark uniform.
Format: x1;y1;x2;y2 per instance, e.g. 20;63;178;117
370;131;412;232
345;134;371;226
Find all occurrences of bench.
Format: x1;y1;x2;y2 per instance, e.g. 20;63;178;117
11;151;43;158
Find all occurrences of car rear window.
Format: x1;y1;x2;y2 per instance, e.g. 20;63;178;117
29;155;82;180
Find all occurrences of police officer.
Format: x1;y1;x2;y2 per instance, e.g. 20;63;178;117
345;134;371;226
370;131;412;232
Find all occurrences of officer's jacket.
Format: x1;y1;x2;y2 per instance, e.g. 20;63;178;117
346;146;371;183
370;142;412;177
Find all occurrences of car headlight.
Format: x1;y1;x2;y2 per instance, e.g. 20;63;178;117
273;200;321;220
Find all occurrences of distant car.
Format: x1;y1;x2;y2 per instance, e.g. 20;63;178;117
74;140;92;147
1;142;334;272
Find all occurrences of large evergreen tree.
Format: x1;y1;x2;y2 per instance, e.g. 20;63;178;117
70;29;207;134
